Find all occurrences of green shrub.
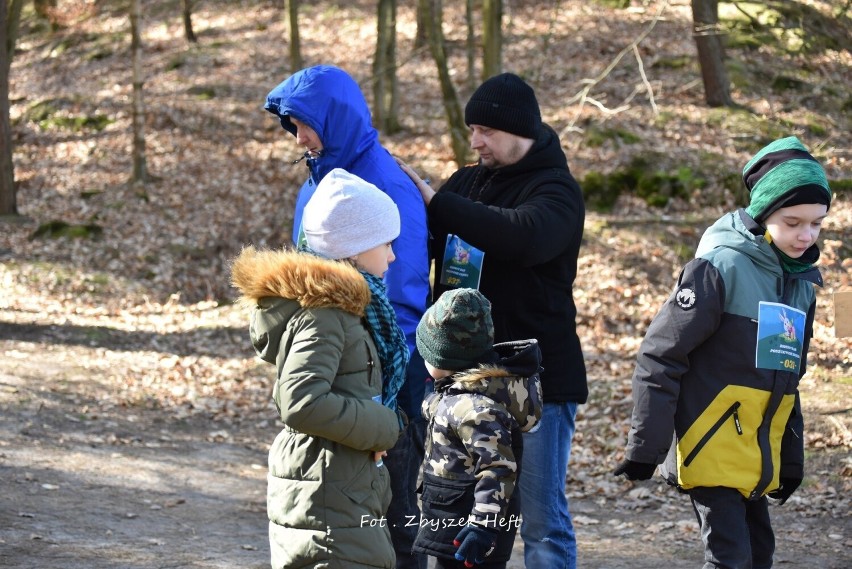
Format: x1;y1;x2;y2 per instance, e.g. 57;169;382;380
581;156;702;212
584;125;641;148
31;220;103;240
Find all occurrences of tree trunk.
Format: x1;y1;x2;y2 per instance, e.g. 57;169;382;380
373;0;400;134
130;0;148;184
287;0;302;72
414;0;428;49
481;0;502;80
182;0;197;43
0;0;25;216
691;0;733;107
420;0;469;167
465;0;475;91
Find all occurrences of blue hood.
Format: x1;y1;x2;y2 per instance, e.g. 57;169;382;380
265;65;380;183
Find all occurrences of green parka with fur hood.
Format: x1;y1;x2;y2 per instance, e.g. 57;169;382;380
231;247;401;569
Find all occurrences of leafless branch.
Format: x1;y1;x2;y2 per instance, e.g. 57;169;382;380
560;0;669;137
633;44;657;115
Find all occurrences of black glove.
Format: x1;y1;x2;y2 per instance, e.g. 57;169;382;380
613;458;657;481
453;524;498;568
767;476;802;505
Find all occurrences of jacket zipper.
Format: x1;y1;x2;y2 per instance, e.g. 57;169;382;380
683;401;742;467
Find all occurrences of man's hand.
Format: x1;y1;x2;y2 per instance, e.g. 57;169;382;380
767;477;802;505
613;458;657;481
394;157;436;206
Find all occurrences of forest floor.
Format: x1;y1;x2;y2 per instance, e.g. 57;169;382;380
1;294;849;569
1;0;850;568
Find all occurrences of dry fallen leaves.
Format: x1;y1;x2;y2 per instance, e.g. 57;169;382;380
0;0;849;547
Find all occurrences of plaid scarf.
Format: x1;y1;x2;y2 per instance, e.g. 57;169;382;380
360;270;410;417
297;243;409;417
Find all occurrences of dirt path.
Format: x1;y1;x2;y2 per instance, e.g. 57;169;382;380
0;354;268;569
1;336;849;569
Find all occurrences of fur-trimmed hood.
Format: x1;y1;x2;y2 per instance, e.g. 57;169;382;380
431;339;543;432
230;246;370;315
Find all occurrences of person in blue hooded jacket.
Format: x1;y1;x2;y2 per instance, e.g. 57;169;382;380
264;65;431;569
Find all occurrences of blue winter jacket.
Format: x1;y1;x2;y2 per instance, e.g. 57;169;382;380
264;65;430;369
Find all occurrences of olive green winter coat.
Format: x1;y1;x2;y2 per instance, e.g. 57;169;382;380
231;247;401;569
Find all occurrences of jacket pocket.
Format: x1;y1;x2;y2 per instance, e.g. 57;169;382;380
420;475;475;518
376;463;391;512
683;401;742;467
415;475;478;558
339;455;390;513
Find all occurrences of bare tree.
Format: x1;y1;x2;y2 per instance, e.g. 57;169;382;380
130;0;150;184
691;0;733;107
373;0;400;133
182;0;197;43
481;0;502;80
33;0;54;17
286;0;302;71
414;0;428;49
465;0;475;90
0;0;24;216
419;0;469;166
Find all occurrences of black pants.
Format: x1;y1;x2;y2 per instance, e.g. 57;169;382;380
385;349;429;569
689;486;775;569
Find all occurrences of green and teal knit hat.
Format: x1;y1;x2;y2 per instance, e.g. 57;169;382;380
743;136;831;224
416;288;495;371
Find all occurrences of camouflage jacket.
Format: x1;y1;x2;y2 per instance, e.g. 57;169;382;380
421;339;543;526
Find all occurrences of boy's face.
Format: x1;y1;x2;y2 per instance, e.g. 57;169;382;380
424;361;452;380
764;203;828;258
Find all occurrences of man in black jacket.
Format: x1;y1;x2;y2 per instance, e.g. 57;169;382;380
398;73;587;569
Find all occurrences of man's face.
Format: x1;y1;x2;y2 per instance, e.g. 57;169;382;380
290;117;323;157
469;125;533;169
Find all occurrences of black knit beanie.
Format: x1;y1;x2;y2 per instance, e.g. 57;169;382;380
464;73;542;139
416;288;495;371
743;136;831;224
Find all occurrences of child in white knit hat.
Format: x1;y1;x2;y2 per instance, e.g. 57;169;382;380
231;168;408;569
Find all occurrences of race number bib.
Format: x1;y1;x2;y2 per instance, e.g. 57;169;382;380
755;301;805;372
439;234;484;290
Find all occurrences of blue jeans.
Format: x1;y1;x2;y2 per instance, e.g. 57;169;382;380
519;402;578;569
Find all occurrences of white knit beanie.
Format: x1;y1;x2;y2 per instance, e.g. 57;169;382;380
303;168;400;260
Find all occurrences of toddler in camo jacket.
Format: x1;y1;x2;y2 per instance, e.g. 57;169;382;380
412;288;543;569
